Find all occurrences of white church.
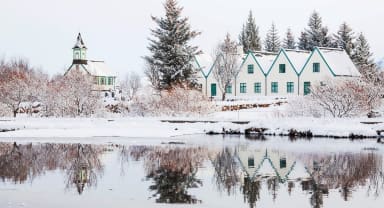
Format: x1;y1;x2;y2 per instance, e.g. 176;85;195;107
194;47;360;99
65;33;118;94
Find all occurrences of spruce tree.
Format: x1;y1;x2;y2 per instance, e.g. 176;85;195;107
239;11;262;53
264;23;281;52
144;0;201;90
351;33;374;69
283;28;296;49
299;11;334;50
334;22;355;56
298;32;310;50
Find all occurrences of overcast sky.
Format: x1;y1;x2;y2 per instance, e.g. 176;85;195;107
0;0;382;77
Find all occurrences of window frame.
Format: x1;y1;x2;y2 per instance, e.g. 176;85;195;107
313;62;320;73
271;82;278;93
240;83;247;93
254;82;261;93
287;82;294;93
247;64;254;74
279;64;286;73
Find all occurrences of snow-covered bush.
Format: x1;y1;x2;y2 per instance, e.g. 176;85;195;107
289;79;382;118
130;85;214;116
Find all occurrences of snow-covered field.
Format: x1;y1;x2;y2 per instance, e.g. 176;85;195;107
1;102;383;139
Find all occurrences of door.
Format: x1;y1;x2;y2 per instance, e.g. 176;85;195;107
211;83;217;97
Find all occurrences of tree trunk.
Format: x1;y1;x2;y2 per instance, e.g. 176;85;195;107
222;92;226;101
13;110;17;118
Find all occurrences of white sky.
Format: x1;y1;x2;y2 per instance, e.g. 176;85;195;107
0;0;382;77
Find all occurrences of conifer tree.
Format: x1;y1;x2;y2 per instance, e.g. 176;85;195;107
298;32;310;50
283;28;296;49
239;11;262;53
144;0;201;90
264;23;281;52
299;11;334;50
351;33;374;69
334;22;355;56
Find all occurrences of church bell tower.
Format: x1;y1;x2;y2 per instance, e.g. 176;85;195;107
72;33;87;64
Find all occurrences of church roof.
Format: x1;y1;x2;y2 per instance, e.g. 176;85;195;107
73;33;87;49
83;60;116;77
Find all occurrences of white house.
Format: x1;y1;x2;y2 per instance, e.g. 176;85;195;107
196;47;360;99
298;47;360;95
65;33;118;93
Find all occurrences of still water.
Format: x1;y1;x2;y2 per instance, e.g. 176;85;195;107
0;136;383;208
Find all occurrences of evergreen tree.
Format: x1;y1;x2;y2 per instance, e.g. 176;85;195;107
334;22;355;56
299;11;334;50
239;11;262;53
351;33;374;69
283;28;296;49
264;23;281;52
298;32;310;50
144;0;201;90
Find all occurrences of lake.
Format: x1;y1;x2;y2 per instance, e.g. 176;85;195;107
0;136;383;208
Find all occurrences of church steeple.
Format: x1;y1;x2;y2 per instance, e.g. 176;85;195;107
72;33;87;64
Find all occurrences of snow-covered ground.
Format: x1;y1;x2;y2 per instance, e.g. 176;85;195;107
1;102;383;139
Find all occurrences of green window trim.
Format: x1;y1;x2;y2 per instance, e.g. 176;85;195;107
287;82;294;93
313;63;320;73
240;83;247;93
225;84;232;94
304;82;311;95
254;82;261;93
279;64;286;73
247;64;254;74
107;77;114;85
271;82;278;93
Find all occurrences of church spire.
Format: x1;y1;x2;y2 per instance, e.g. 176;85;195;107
72;33;87;64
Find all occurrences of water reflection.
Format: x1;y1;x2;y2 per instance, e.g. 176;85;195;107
125;146;207;204
1;141;383;207
0;142;104;194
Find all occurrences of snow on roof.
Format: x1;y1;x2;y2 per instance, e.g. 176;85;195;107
253;52;277;74
194;53;213;76
84;60;116;77
317;48;360;77
73;33;87;49
284;50;310;73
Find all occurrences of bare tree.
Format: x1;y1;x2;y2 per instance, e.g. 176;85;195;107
212;34;240;101
121;72;142;101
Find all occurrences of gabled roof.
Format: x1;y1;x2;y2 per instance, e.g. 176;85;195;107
253;52;277;74
317;47;360;77
266;49;304;76
299;47;360;77
194;53;214;78
284;49;310;73
85;61;116;77
73;33;87;49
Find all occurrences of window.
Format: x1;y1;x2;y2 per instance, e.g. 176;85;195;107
304;82;311;95
287;82;294;93
248;157;255;168
240;83;247;93
108;77;114;85
211;83;217;96
100;77;106;85
313;63;320;72
74;52;79;59
247;64;254;74
254;82;261;93
225;84;232;94
280;157;287;169
271;82;278;93
279;64;286;73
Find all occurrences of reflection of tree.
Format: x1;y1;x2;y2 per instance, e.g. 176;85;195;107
126;146;207;204
267;177;280;201
211;147;240;195
242;177;261;208
0;142;104;195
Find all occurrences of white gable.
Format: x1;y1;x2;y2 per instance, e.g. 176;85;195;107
194;53;213;76
317;48;360;77
253;52;277;74
84;61;116;77
284;50;310;73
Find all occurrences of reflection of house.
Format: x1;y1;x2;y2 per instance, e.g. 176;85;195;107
65;33;118;93
236;147;296;183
